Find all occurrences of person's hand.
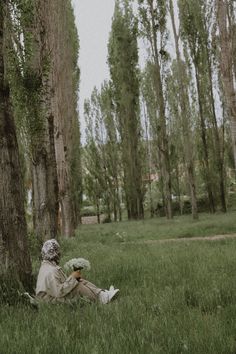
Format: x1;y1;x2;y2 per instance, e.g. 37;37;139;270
71;270;82;279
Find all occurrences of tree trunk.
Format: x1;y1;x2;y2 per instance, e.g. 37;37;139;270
149;0;172;219
217;0;236;171
96;200;100;224
121;107;144;220
53;125;74;237
144;101;154;217
0;2;32;287
51;0;77;237
169;0;198;219
202;14;227;212
195;68;216;213
115;177;122;221
175;165;183;215
26;0;59;241
31;114;59;241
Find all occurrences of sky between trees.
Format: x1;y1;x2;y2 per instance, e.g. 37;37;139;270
72;0;115;142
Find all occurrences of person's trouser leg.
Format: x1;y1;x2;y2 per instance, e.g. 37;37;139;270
67;279;102;302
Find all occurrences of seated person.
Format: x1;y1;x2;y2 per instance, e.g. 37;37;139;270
36;239;119;304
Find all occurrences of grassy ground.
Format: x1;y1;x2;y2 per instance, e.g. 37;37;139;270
1;211;236;353
77;210;236;244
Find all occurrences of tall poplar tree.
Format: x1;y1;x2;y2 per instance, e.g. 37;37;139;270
108;0;144;220
178;0;222;212
138;0;173;219
100;81;122;221
84;84;122;222
9;0;81;239
0;1;32;287
169;0;198;219
9;0;60;241
141;63;166;215
84;97;105;223
51;0;81;237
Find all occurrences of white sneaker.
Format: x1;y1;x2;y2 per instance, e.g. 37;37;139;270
23;292;38;307
99;288;120;304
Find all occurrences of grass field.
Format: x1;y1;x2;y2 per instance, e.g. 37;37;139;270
77;210;236;244
1;211;236;353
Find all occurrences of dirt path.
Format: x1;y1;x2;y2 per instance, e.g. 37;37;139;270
129;233;236;245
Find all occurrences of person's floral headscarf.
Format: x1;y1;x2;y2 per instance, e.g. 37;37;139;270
41;239;60;263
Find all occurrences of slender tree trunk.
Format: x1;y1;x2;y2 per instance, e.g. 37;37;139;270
115;177;122;221
113;199;117;222
175;165;182;215
217;0;236;171
208;73;227;212
195;67;216;213
169;0;198;219
105;189;111;222
203;15;227;212
121;111;144;220
143;101;154;217
149;1;172;219
155;150;166;216
0;2;32;287
96;200;100;224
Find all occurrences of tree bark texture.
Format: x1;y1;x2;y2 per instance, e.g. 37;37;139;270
28;0;59;241
0;2;32;287
48;0;80;237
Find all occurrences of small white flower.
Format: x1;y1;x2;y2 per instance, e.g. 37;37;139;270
115;231;126;241
64;258;91;272
183;344;188;350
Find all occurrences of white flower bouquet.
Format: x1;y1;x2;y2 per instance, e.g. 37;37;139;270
64;258;91;272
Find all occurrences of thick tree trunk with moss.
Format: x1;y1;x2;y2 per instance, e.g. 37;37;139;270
31;116;59;241
53;110;74;237
20;0;79;239
51;0;78;237
28;0;59;241
0;2;32;287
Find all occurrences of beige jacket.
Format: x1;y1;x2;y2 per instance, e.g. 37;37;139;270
36;260;78;302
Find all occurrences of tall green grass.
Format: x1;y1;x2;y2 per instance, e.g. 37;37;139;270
1;212;236;353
